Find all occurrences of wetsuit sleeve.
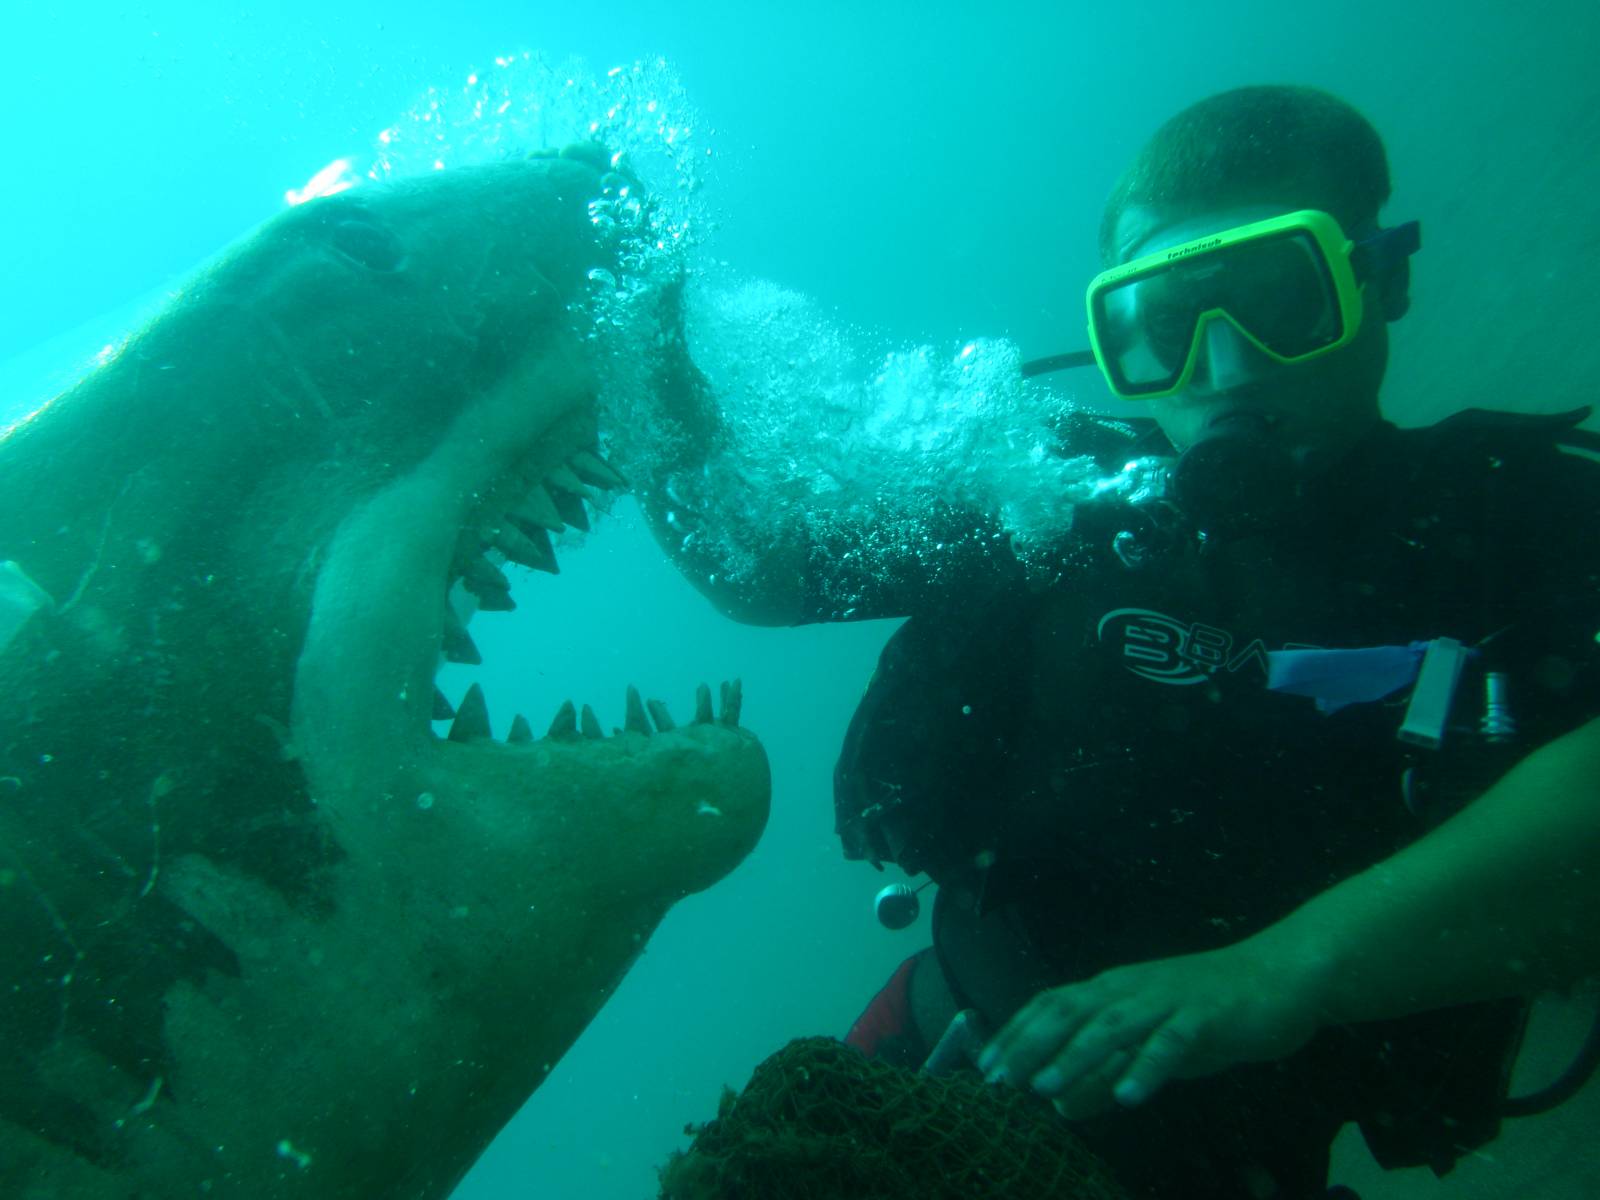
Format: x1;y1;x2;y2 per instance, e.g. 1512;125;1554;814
636;452;1029;626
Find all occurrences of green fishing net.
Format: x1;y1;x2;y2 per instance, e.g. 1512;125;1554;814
658;1037;1128;1200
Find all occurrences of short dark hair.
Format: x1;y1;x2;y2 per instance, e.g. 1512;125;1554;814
1099;85;1391;264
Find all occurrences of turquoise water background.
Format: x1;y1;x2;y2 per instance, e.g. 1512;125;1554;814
4;3;1598;1197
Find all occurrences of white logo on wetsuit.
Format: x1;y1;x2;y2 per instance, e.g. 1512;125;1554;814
1096;607;1311;686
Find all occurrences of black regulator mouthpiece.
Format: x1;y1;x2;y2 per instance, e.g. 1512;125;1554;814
1169;412;1300;536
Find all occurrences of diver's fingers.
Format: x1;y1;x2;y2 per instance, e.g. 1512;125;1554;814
1030;1000;1171;1100
979;985;1095;1087
1109;1013;1201;1109
1049;1048;1135;1121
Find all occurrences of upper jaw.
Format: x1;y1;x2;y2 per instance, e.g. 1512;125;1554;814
289;378;770;907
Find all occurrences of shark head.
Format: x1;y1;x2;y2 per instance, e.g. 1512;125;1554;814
0;147;769;1197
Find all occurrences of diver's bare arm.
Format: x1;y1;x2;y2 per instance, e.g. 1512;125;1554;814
1262;713;1600;1021
977;714;1600;1113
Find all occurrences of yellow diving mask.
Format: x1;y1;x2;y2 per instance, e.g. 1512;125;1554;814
1083;209;1421;400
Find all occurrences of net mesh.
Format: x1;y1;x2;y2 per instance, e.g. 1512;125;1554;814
658;1038;1129;1200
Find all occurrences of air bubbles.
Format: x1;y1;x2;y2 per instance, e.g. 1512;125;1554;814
369;53;707;240
604;281;1094;608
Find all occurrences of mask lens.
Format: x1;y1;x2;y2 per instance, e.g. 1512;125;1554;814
1098;280;1191;391
1214;230;1343;356
1091;221;1347;397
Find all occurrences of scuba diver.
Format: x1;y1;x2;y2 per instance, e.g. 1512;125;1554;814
640;85;1600;1199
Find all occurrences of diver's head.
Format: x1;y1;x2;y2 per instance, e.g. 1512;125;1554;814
1098;86;1412;479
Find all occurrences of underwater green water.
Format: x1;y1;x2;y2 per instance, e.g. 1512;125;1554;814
5;2;1598;1197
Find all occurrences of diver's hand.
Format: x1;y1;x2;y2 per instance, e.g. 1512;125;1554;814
975;940;1326;1119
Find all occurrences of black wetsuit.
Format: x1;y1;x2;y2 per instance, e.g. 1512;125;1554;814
833;408;1600;1198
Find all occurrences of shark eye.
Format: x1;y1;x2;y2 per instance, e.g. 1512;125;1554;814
329;215;404;272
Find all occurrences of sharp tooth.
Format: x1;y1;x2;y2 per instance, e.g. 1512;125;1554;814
463;556;515;610
489;524;560;576
545;464;588;496
464;555;511;592
513;486;565;532
472;588;516;612
694;683;714;725
548;488;590;532
508;714;534;744
624;685;651;735
448;683;492;742
646;698;676;732
499;519;559;574
718;679;743;728
442;607;482;665
569;450;627;490
545;700;579;741
580;704;604;740
432;687;456;720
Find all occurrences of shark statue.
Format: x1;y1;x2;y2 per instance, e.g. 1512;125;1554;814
0;145;770;1198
